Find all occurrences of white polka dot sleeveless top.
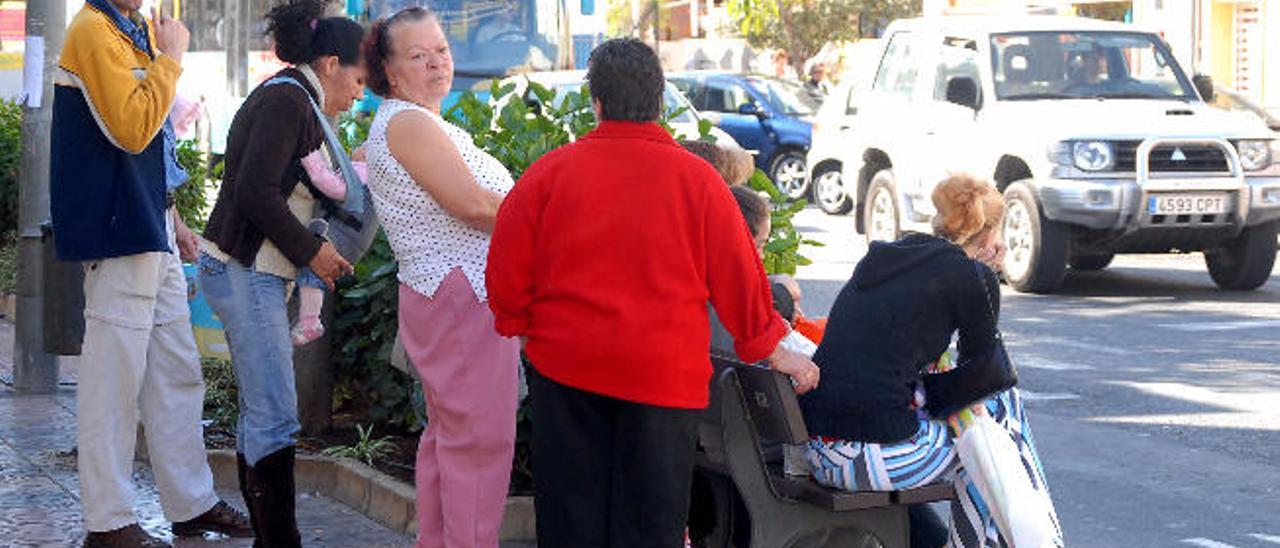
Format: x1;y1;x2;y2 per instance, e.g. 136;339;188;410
365;98;514;301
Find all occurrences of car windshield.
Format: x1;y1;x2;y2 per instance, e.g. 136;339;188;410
745;76;817;116
368;0;568;90
547;82;699;123
990;31;1195;101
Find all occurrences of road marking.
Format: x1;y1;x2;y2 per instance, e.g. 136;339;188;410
1181;538;1241;548
1018;389;1080;401
1012;336;1136;356
1251;534;1280;544
1013;356;1096;372
1157;319;1280;332
1092;382;1280;431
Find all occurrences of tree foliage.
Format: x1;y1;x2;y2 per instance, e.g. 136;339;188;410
727;0;921;77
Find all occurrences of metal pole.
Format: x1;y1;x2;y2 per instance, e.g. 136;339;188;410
14;0;67;393
225;0;248;97
652;0;659;55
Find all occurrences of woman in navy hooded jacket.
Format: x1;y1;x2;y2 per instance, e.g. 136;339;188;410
799;175;1063;547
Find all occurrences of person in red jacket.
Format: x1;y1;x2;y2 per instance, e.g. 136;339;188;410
486;38;820;547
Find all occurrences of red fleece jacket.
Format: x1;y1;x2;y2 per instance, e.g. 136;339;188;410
486;121;788;409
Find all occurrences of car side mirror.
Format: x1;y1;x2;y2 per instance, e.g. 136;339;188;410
1193;74;1215;102
739;102;770;119
945;76;981;111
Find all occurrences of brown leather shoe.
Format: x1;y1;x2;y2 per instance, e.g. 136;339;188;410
82;524;171;548
171;500;254;538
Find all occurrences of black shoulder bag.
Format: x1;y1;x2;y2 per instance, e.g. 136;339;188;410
922;262;1019;419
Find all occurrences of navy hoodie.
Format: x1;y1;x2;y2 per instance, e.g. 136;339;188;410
798;233;1001;443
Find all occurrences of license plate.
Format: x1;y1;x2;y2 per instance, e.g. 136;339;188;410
1147;193;1229;215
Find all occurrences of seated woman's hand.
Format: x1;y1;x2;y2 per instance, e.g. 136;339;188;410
767;346;820;394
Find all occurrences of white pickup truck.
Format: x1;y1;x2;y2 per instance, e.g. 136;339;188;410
829;16;1280;293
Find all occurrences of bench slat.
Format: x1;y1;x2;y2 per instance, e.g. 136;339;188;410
892;481;957;505
773;474;895;511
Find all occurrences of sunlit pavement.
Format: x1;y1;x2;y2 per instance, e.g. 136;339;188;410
0;324;538;546
792;205;1280;547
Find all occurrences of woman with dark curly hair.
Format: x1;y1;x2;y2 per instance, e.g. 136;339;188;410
198;1;365;545
361;7;517;547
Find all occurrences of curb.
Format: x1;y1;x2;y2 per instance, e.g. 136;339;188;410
206;449;536;541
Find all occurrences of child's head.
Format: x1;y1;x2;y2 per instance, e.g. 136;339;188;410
682;140;756;186
931;174;1004;247
769;273;802;305
730;186;771;255
770;282;797;324
769;274;802;322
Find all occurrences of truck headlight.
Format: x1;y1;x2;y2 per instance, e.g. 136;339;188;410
1236;140;1273;171
1073;141;1115;171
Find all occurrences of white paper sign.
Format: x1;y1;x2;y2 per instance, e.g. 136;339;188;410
23;36;44;109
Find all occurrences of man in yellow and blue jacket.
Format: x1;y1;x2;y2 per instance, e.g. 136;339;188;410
49;1;250;546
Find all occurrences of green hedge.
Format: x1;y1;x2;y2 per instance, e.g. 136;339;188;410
0;98;22;239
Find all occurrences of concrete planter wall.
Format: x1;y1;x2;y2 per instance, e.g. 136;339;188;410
206;449;535;541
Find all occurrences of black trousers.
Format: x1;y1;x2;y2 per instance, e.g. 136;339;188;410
529;367;702;548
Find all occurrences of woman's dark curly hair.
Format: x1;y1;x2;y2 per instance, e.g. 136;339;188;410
267;0;364;66
586;38;664;122
362;6;437;97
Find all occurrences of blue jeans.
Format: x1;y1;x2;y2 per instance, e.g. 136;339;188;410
198;253;299;465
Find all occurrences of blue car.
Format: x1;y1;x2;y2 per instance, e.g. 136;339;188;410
669;72;818;199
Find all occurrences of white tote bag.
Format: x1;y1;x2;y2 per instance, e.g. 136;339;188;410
955;414;1058;548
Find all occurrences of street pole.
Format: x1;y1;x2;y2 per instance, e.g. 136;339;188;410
652;0;659;54
225;0;248;97
13;0;66;393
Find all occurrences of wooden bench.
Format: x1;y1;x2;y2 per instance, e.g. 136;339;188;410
690;354;955;548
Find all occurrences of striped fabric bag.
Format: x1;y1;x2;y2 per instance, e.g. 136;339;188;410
928;354;1059;548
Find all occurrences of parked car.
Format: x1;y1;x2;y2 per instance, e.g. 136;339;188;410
498;70;740;146
668;72;816;199
806;39;884;214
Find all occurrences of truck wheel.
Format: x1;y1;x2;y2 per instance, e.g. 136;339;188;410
864;170;900;244
1205;221;1278;290
813;165;852;215
770;150;809;200
1002;181;1069;293
1069;254;1114;271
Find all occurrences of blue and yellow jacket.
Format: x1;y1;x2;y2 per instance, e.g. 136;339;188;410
50;2;182;261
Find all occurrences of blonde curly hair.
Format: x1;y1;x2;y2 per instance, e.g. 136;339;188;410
930;174;1005;246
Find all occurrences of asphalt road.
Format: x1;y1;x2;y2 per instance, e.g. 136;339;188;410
790;206;1280;548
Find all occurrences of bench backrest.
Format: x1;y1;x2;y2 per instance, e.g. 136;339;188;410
711;353;810;445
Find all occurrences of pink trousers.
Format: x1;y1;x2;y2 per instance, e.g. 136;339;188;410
399;269;520;548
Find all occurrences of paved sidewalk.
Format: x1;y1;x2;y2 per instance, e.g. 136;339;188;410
0;319;420;547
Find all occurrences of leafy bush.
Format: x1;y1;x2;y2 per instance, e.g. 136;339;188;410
201;357;239;432
173;139;215;232
331;233;420;429
0;98;22;239
338;111;373;154
0;232;15;295
322;423;397;466
747;169;823;275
